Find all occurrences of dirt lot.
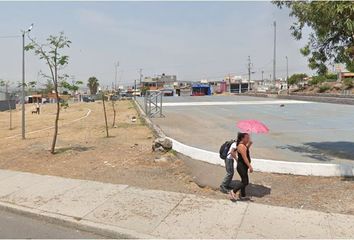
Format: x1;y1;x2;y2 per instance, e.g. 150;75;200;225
0;100;353;215
0;100;208;195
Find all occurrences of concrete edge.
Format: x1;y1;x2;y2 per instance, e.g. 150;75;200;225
133;99;166;138
0;201;155;239
169;137;354;177
133;98;354;177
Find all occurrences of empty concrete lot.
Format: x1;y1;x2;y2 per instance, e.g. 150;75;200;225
139;95;354;166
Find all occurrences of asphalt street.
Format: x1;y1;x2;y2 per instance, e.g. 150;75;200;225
0;209;105;239
138;95;354;165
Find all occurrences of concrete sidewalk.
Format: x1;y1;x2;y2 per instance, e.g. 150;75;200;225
0;169;353;239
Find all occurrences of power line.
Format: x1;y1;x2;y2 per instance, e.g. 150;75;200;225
0;35;21;39
247;56;252;91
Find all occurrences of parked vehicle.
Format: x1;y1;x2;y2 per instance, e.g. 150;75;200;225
83;96;95;102
111;95;120;101
132;90;141;97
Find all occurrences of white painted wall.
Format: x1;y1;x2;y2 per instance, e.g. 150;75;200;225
169;137;354;177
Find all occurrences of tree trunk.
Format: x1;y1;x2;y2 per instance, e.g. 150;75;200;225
51;87;60;154
112;100;116;127
102;93;109;137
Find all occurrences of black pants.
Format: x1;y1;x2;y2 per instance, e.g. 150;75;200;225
233;162;249;197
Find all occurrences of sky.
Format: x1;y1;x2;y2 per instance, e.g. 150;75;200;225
0;1;313;89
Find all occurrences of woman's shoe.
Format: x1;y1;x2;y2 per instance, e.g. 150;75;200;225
229;191;237;200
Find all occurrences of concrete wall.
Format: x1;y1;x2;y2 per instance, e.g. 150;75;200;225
0;100;16;111
169;137;354;177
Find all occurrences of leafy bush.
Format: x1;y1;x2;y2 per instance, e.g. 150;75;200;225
318;84;331;93
325;73;338;81
288;73;308;85
310;73;338;85
343;78;354;89
309;75;326;85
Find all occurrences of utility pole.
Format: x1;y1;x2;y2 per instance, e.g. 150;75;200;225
273;21;277;84
21;31;25;139
247;56;252;91
134;79;137;100
286;56;289;94
139;68;143;85
261;70;264;81
21;23;33;140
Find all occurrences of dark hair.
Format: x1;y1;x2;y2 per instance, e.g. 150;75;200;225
236;132;249;146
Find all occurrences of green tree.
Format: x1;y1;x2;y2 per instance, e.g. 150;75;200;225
87;76;99;95
25;32;71;154
274;1;354;74
288;73;308;85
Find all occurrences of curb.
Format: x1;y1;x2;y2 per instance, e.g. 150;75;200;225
134;99;354;177
133;99;165;138
0;201;154;239
169;137;354;177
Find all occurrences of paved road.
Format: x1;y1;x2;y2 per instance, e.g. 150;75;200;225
138;95;354;165
0;209;104;239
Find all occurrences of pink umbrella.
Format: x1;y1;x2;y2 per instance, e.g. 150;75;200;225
237;120;269;134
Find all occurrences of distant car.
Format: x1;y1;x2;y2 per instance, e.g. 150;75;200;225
119;90;128;97
111;95;120;101
132;90;141;97
83;96;95;102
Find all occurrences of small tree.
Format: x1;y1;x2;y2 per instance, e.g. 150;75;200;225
87;76;99;95
25;32;71;154
111;98;117;127
61;79;83;104
288;73;308;86
101;91;109;137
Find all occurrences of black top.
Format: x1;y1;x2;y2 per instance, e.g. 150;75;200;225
237;144;251;167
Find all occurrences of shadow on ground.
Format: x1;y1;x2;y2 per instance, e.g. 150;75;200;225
179;153;271;198
228;180;271;198
55;145;95;154
278;141;354;162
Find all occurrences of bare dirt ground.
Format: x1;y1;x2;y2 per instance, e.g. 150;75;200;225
0;100;210;196
0;100;353;215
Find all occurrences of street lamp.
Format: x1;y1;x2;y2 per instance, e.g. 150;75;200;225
21;23;33;140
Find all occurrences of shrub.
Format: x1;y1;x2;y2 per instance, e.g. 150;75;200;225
288;73;308;85
318;84;331;93
325;73;338;82
343;78;354;89
310;73;338;85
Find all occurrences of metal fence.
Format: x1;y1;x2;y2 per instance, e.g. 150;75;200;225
144;90;164;118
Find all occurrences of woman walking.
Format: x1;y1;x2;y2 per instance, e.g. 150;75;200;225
230;132;253;200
